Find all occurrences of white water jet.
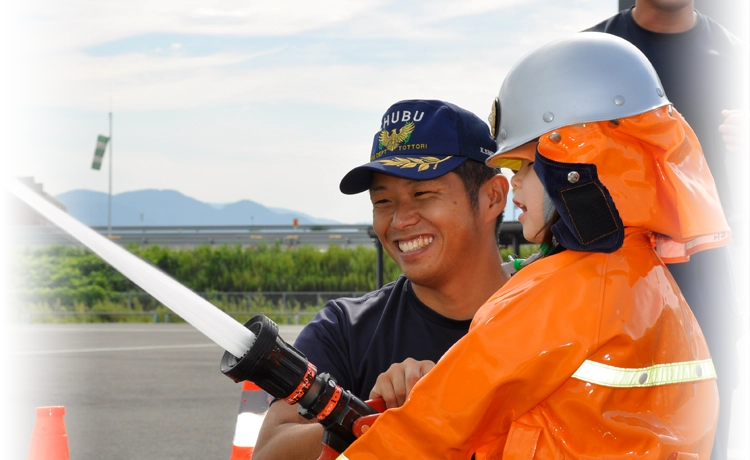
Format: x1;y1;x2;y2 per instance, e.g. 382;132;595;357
7;178;255;358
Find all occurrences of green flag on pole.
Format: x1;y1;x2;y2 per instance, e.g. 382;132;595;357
91;135;110;170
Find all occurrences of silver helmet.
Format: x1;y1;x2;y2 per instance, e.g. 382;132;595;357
489;32;669;156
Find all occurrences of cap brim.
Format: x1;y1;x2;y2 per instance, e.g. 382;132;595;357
340;156;467;194
486;142;537;171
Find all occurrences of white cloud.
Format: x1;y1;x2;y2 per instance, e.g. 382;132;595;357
5;0;621;224
15;0;389;54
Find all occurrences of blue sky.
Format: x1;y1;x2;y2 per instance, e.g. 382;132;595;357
3;0;619;224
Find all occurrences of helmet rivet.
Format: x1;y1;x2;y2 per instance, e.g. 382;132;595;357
542;111;554;123
656;87;664;97
614;95;625;106
695;365;703;377
567;171;580;183
638;372;648;384
499;128;507;139
549;132;561;143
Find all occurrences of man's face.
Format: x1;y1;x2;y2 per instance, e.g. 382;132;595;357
369;171;485;288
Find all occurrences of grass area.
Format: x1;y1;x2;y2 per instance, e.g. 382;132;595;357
11;243;542;324
15;293;352;325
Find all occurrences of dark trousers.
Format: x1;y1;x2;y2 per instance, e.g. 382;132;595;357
712;386;734;460
667;246;741;460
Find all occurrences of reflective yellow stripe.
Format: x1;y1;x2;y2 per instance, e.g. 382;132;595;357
572;358;716;388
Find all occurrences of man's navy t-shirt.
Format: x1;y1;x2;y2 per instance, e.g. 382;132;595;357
292;275;471;400
587;8;747;217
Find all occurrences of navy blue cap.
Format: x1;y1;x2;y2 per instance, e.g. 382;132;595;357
339;100;497;195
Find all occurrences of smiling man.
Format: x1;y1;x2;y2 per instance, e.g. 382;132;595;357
251;99;510;460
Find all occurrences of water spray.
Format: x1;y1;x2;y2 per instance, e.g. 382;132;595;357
8;178;380;456
7;178;254;358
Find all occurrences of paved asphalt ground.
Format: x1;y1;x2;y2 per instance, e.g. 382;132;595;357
4;323;304;460
3;323;749;459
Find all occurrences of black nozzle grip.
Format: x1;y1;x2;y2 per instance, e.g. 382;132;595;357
220;314;311;400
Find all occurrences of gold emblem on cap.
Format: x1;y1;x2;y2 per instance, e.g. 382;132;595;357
379;122;415;152
488;97;499;139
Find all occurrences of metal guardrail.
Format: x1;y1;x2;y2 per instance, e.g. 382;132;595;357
121;290;368;310
19;290;371;324
22;310;320;325
11;222;527;251
11;224;379;249
11;223;528;292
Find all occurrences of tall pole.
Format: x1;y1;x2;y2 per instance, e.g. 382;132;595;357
375;240;384;289
108;110;113;236
367;226;384;289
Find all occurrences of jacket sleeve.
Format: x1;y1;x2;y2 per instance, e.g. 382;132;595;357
340;253;606;459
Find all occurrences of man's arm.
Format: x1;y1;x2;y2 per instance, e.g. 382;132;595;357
251;299;353;459
252;401;325;460
253;358;435;460
254;357;437;459
719;109;747;156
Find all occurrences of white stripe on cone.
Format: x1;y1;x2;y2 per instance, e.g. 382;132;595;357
232;412;266;447
230;382;270;459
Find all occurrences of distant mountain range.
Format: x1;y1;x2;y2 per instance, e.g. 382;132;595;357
55;189;341;227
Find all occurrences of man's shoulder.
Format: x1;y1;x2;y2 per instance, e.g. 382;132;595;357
697;11;746;52
293;277;405;349
324;275;409;318
297;275;410;338
585;10;629;34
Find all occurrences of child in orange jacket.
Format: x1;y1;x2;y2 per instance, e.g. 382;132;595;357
338;33;728;460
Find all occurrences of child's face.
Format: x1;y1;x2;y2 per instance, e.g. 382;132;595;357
510;159;546;244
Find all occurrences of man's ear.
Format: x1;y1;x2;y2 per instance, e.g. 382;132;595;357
486;174;510;217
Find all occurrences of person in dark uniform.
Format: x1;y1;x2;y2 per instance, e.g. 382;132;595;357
252;99;511;460
588;2;748;458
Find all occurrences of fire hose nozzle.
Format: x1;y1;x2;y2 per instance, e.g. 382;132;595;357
220;314;377;448
220;314;311;400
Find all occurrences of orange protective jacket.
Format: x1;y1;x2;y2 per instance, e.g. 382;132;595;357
338;108;725;460
339;231;718;459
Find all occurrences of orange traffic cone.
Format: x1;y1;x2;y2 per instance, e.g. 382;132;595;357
229;381;271;460
27;406;70;460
